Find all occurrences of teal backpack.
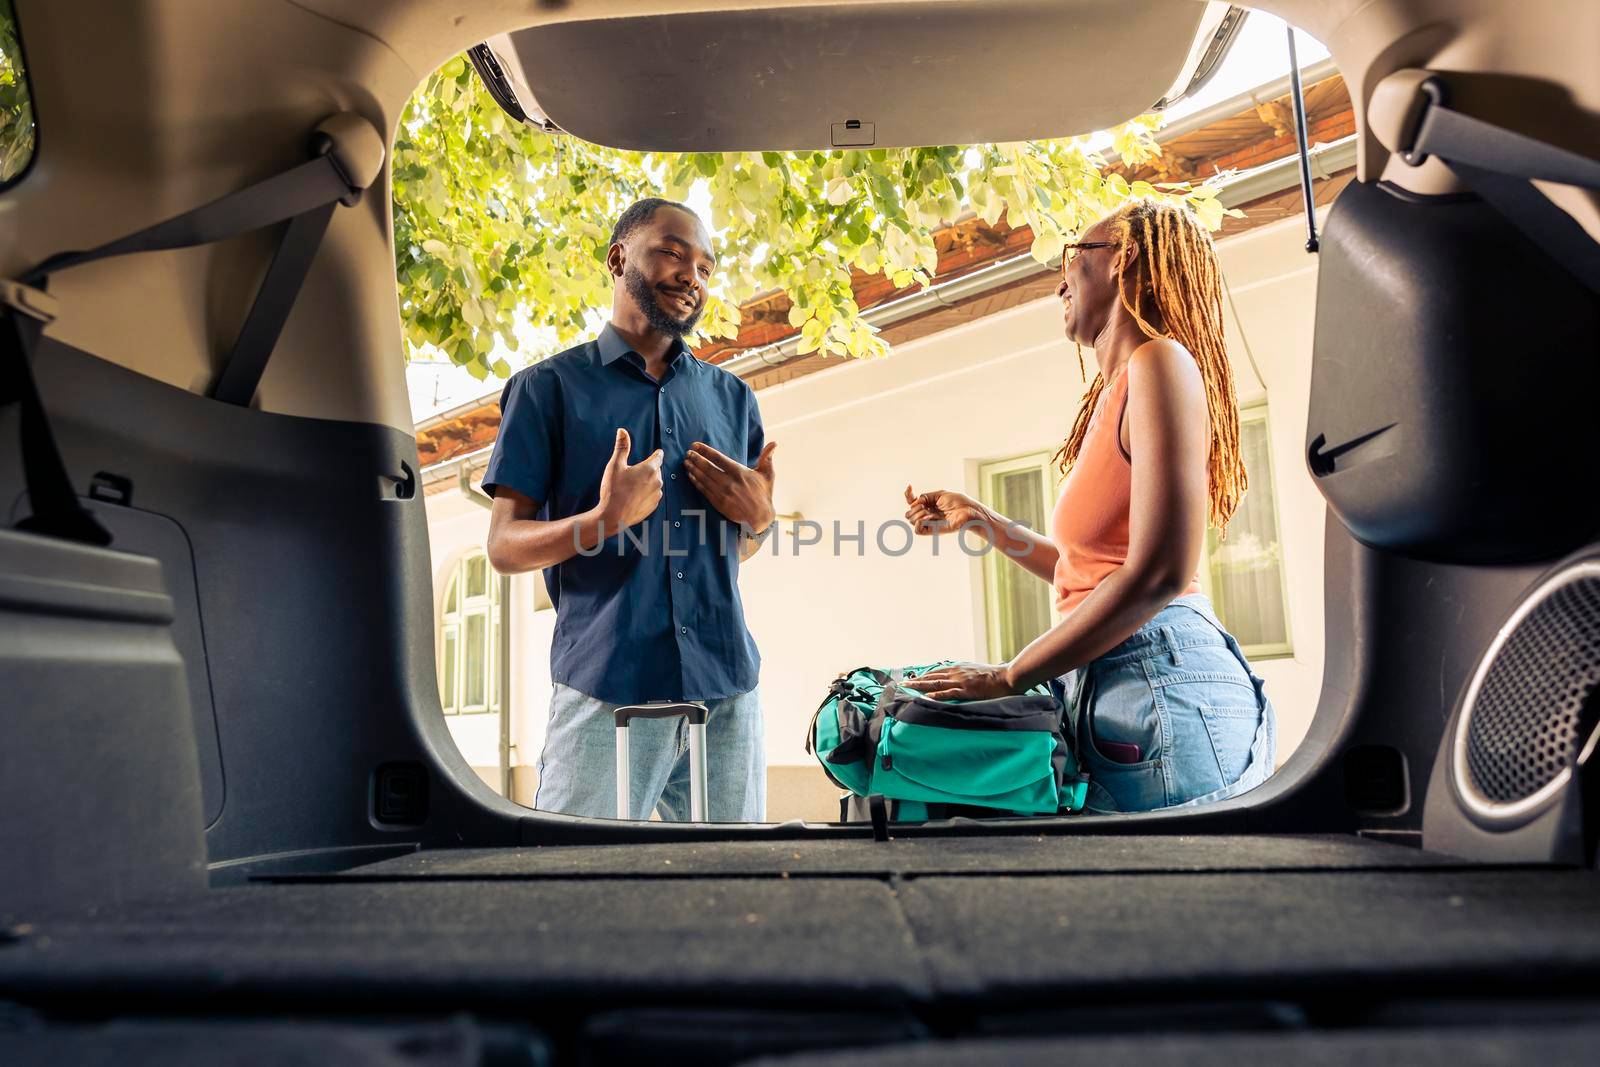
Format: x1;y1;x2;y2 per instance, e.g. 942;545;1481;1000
807;662;1090;820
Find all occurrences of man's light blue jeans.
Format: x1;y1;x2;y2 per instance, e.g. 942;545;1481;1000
533;683;765;822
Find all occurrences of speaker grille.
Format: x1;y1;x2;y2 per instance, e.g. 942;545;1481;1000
1465;573;1600;804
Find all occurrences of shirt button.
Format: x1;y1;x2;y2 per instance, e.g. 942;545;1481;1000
673;521;681;528
676;572;684;580
680;627;688;635
670;473;678;480
665;427;673;435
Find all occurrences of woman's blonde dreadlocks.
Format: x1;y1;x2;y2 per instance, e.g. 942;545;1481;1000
1053;198;1247;534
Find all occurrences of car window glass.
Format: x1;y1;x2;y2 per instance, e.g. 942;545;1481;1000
0;0;36;189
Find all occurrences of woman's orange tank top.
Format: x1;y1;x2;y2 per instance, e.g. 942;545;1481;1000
1050;366;1200;614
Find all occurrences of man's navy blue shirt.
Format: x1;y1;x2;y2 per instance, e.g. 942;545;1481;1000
482;324;764;705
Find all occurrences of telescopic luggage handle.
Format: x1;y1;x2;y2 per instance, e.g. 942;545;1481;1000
614;703;710;821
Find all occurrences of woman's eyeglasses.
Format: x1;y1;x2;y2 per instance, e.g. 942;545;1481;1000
1060;240;1115;281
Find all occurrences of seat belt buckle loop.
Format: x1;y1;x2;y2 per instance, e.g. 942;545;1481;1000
310;112;387;209
310;132;363;208
0;280;59;325
1399;76;1448;168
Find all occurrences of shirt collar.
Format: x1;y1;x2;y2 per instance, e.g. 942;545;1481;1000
596;322;693;370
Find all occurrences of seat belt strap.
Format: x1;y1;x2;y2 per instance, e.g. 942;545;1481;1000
209;198;338;405
21;153;357;286
1;117;380;545
0;310;112;545
1406;78;1600;293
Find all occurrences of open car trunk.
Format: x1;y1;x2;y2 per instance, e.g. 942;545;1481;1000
3;0;1600;1063
482;0;1223;151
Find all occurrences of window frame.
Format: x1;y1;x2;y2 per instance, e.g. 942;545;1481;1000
437;551;503;716
1198;401;1294;661
977;450;1057;664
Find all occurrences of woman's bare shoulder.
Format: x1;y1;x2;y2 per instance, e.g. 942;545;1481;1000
1128;338;1202;396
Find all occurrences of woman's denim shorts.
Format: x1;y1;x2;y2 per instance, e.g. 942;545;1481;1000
1054;593;1277;813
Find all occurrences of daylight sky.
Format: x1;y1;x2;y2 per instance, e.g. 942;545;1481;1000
406;13;1331;425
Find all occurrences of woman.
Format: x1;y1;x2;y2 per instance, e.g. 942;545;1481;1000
901;198;1275;813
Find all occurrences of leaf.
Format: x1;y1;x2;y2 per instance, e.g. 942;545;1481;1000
979;195;1004;228
1029;229;1064;264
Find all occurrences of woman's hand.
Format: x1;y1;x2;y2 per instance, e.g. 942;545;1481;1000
901;662;1018;701
904;485;988;535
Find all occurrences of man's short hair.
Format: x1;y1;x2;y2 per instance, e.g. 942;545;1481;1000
609;197;699;248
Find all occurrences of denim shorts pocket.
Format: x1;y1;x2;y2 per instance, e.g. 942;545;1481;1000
1080;661;1169;812
1081;747;1167;813
1147;671;1255;806
1087;660;1165;755
1199;705;1262;785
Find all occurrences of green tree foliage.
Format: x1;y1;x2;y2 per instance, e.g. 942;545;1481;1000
393;56;1236;380
0;0;34;184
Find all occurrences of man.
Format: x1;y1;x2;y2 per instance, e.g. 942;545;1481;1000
483;198;776;822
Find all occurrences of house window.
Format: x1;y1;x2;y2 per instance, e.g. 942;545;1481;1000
438;551;503;714
1204;405;1292;658
1;0;37;187
978;451;1056;662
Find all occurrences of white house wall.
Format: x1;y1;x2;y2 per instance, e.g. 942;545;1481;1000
1217;212;1330;763
424;490;557;782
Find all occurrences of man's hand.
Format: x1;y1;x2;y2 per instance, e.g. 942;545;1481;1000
901;662;1019;702
597;428;664;532
904;485;988;535
685;440;776;531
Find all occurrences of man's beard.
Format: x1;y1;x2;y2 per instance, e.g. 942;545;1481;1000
624;265;703;338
